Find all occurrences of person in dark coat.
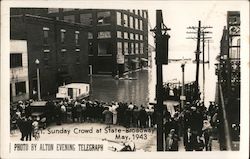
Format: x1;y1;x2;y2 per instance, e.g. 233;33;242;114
25;116;33;141
17;116;25;141
184;127;195;151
139;107;148;128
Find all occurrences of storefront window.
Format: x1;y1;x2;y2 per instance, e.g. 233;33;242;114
98;41;112;55
97;11;111;25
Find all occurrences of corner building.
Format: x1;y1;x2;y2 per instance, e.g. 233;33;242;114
45;9;149;76
11;14;89;99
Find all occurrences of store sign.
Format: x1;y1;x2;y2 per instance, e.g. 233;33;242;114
117;53;124;64
98;31;111;39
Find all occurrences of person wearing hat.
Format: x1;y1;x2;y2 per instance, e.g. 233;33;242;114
165;129;178;151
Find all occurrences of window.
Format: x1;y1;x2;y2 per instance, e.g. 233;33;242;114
124;32;129;39
43;27;49;44
97;11;111;25
135;34;139;40
135;43;139;54
117;31;122;38
48;8;59;13
130;43;134;54
123;14;128;27
135;18;138;29
140;35;143;40
117;12;122;25
130;16;134;28
98;41;112;55
44;58;49;67
80;13;93;25
88;42;94;55
124;42;129;55
98;31;111;39
88;32;93;39
43;50;50;66
10;53;22;68
140;20;143;30
130;33;134;40
61;49;66;58
76;51;80;64
60;29;66;43
140;43;144;54
15;81;26;95
64;15;75;23
144;11;148;18
75;31;79;45
117;42;122;55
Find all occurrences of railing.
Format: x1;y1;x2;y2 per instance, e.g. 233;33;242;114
219;83;232;150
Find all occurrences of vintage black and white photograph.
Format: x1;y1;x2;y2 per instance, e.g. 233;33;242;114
1;0;249;158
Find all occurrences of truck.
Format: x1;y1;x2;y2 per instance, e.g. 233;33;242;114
56;83;90;100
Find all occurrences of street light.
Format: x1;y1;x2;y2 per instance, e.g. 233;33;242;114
35;59;41;101
180;58;186;110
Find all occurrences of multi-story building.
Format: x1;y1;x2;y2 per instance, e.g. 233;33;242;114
11;14;89;99
216;11;240;149
10;40;30;102
44;9;149;76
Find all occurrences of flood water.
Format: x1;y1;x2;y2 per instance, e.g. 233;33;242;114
89;70;150;106
90;53;217;107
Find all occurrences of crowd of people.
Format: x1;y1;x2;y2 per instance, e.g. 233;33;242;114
163;101;219;151
10;98;219;151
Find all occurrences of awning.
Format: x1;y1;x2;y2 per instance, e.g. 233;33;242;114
131;59;139;63
141;58;148;62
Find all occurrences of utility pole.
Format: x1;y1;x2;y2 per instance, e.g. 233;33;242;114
187;22;212;102
150;10;170;151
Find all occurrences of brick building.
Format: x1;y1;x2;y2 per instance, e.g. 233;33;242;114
44;8;149;76
11;14;89;99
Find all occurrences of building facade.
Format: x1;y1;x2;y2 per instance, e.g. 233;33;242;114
11;14;89;100
44;9;149;76
216;11;240;149
10;40;30;102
